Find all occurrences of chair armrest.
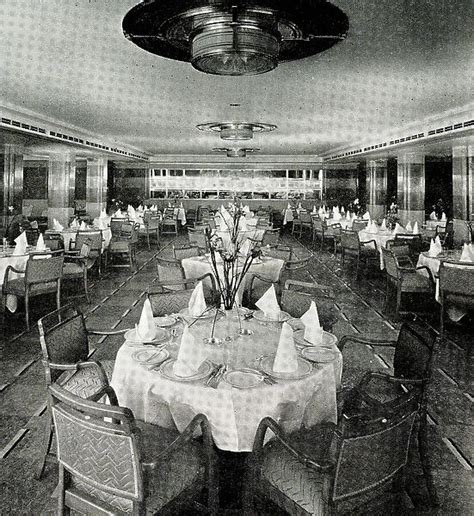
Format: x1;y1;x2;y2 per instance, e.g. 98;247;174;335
415;265;435;283
196;272;217;290
87;328;129;335
338;334;397;351
252;417;334;473
4;265;25;278
360;239;377;248
50;360;110;386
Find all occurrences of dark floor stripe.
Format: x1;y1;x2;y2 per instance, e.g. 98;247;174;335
1;429;28;459
442;438;473;471
13;359;36;377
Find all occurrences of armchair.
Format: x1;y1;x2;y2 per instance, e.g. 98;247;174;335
106;221;139;271
49;383;218;515
340;229;378;277
36;304;128;479
173;243;203;260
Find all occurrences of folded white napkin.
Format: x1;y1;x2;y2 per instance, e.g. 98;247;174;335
135;299;157;342
428;238;441;257
333;212;341;221
332;206;338;214
128;205;136;219
188;281;207;317
137;204;144;212
362;211;371;220
371;221;379;234
239;217;248;231
346;211;351;221
79;221;87;231
99;208;107;219
255;285;280;320
13;231;28;255
220;205;233;226
173;326;207;377
434;235;442;253
30;220;38;229
354;198;359;205
98;218;108;230
243;205;250;213
412;221;419;234
341;206;345;214
114;209;122;217
300;301;323;345
405;221;413;232
239;239;252;256
287;203;291;210
429;211;437;220
70;218;79;229
168;202;172;208
36;233;46;251
393;223;405;235
460;243;474;262
151;205;158;211
318;207;324;215
52;218;64;231
381;218;387;231
312;205;317;214
441;212;447;221
273;322;299;373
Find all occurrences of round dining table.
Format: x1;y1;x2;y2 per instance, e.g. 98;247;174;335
111;312;342;452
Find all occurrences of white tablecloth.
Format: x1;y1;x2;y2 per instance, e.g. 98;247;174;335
0;252;29;312
111;315;341;452
359;229;394;269
182;255;284;302
416;250;467;321
282;209;294;225
215;229;265;248
326;218;351;229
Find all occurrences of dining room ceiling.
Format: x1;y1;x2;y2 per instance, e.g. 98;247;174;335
0;0;472;160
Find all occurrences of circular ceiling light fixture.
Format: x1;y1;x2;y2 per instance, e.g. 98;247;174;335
197;122;277;140
123;1;349;76
213;147;260;158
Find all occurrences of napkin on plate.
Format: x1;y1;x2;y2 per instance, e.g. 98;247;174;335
52;218;64;231
255;284;280;320
300;301;323;345
333;211;341;221
70;218;79;229
188;281;207;316
36;233;46;251
434;235;442;253
114;209;122;217
405;221;412;232
381;218;387;231
441;212;447;221
13;231;28;255
318;207;324;216
429;211;437;220
79;221;87;231
99;208;107;219
341;206;345;214
273;322;299;373
460;243;474;262
428;238;441;257
362;211;371;220
151;205;158;211
312;205;317;214
135;299;157;342
97;218;108;230
346;211;351;221
173;326;207;377
412;221;419;234
393;223;405;236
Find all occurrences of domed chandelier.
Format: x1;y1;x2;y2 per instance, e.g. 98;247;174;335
123;1;349;76
197;122;277;140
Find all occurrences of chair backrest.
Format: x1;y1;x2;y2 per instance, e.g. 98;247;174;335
25;253;64;285
261;228;280;247
188;228;208;250
299;212;312;224
75;231;103;253
148;287;195;316
263;245;292;261
439;260;474;298
49;384;144;512
110;217;128;236
38;305;89;384
393;322;437;381
155;257;185;286
352;219;369;232
247;273;281;307
381;248;401;281
44;232;65;251
331;396;418;505
173;244;201;260
281;282;337;330
340;230;360;251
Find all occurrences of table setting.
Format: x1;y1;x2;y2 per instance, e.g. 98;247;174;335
111;282;342;452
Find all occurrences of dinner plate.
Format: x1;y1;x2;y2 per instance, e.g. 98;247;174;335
259;355;313;380
223;369;264;389
179;307;217;321
124;327;170;345
300;347;336;364
154;315;178;328
158;359;213;382
132;348;169;365
293;330;338;348
253;310;291;324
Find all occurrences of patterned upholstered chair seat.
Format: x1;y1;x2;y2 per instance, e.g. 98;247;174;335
3;277;58;296
58;360;114;399
399;271;433;292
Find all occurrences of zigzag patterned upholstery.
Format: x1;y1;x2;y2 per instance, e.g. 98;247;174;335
155;257;185;289
148;288;194;316
281;289;337;332
50;384;218;515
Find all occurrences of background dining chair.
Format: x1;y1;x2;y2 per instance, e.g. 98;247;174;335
321;220;342;254
393;233;424;261
141;210;161;249
106;221;139;271
261;228;280;247
292;211;312;238
173;244;202;260
188;227;209;252
464;221;473;243
381;247;434;320
280;279;338;332
36;304;127;479
73;230;104;275
438;260;474;341
246;384;421;515
62;240;93;302
263;244;292;262
49;383;219;515
109;216;128;238
186;208;197;227
340;229;378;278
43;232;65;251
435;220;454;249
2;251;64;330
352;219;370;232
245;270;284;309
161;209;179;236
155;256;186;288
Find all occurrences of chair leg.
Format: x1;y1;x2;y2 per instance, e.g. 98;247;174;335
418;414;439;507
25;292;30;330
439;302;444;342
36;412;54;480
56;281;61;312
83;269;90;303
394;286;402;320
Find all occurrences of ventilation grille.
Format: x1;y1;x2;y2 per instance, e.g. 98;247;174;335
326;119;474;161
0;116;148;161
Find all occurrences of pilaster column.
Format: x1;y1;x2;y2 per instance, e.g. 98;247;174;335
397;152;425;226
452;143;473;243
48;154;75;227
86;158;108;218
367;159;387;220
2;144;24;229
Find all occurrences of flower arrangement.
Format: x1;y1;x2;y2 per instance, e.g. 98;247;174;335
348;198;364;217
386;198;399;229
205;204;261;310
